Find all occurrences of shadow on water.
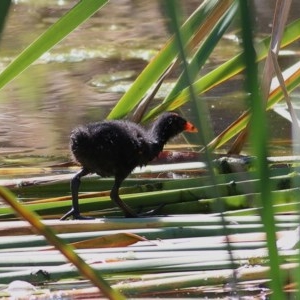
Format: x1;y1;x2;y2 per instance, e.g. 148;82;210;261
0;0;299;166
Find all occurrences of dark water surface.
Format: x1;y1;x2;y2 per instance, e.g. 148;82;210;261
0;0;299;166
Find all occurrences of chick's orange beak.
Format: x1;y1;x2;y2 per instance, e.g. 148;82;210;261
184;121;198;133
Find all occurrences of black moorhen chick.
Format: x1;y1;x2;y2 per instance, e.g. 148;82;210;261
61;112;197;220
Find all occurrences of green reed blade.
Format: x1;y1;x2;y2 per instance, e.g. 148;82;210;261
0;0;108;92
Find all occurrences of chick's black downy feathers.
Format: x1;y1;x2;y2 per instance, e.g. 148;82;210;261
61;112;197;220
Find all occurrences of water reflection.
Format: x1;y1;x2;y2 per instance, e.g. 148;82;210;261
0;0;299;166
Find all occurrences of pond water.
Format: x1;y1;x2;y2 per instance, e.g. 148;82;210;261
0;2;300;299
0;0;299;167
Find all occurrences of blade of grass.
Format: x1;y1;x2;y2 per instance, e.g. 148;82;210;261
0;213;298;237
0;0;108;91
161;1;241;293
107;0;233;120
238;1;284;298
206;61;300;151
144;18;300;121
0;186;126;300
269;0;300;136
0;167;297;218
229;0;295;154
0;224;277;250
160;188;300;215
5;163;294;201
114;263;297;296
164;1;238;103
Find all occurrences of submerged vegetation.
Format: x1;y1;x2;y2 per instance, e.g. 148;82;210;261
0;0;300;298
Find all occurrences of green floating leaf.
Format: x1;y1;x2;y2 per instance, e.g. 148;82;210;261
0;0;108;91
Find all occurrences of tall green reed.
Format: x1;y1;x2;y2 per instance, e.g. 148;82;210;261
238;0;284;298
